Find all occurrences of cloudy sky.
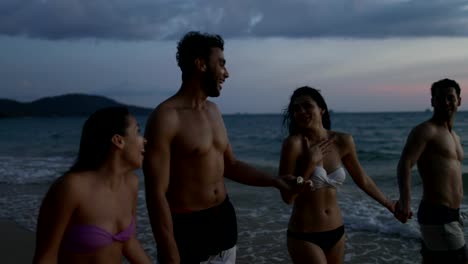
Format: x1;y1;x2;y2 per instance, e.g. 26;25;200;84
1;0;468;113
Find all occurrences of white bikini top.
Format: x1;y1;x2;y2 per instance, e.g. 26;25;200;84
311;166;346;189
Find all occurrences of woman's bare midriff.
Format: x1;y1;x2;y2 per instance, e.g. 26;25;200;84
59;243;124;264
288;188;343;232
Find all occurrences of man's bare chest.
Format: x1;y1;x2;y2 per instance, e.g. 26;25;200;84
174;115;228;156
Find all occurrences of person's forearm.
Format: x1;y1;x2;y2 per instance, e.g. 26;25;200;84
147;194;179;264
281;190;298;205
397;162;412;204
358;177;391;209
225;160;277;187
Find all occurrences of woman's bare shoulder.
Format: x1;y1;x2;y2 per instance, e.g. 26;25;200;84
329;130;352;144
283;134;304;148
51;172;92;197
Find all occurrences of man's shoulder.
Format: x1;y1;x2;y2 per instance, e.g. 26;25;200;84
205;100;218;107
403;121;445;146
149;100;179;122
205;100;221;112
144;102;180;138
152;96;220;113
411;120;438;135
154;96;179;111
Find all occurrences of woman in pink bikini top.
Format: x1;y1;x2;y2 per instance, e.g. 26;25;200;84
33;107;152;264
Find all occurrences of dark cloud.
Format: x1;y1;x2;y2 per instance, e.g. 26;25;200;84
1;0;468;40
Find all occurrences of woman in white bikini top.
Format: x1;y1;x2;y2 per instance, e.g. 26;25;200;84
310;166;346;189
279;86;395;264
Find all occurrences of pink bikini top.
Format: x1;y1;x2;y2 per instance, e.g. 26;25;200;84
62;217;135;253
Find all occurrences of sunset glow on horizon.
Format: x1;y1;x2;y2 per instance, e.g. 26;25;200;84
1;1;468;113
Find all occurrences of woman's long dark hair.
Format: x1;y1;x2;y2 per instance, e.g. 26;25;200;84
68;106;130;173
283;86;331;135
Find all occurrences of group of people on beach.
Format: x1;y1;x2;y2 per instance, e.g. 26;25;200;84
32;31;466;264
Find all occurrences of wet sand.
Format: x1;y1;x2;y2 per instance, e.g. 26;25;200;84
0;219;35;264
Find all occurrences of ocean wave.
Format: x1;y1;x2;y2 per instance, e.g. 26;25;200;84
0;156;70;184
356;150;401;161
344;213;420;239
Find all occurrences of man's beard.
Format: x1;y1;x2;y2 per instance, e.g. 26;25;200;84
434;107;455;119
202;67;220;98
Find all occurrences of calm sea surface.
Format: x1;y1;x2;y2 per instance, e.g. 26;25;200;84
1;112;468;263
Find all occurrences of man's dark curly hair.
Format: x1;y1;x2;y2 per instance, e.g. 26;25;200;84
176;31;224;80
431;78;461;97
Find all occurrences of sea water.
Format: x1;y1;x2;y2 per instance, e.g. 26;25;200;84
1;112;468;263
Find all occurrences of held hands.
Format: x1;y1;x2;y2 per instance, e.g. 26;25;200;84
274;174;315;195
277;175;314;204
296;176;314;189
393;199;413;223
384;198;397;214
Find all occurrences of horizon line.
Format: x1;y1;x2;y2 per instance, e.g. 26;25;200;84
222;110;442;115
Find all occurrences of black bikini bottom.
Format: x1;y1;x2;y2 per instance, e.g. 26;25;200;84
287;225;345;252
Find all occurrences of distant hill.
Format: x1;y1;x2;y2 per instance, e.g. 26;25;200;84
0;94;152;117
